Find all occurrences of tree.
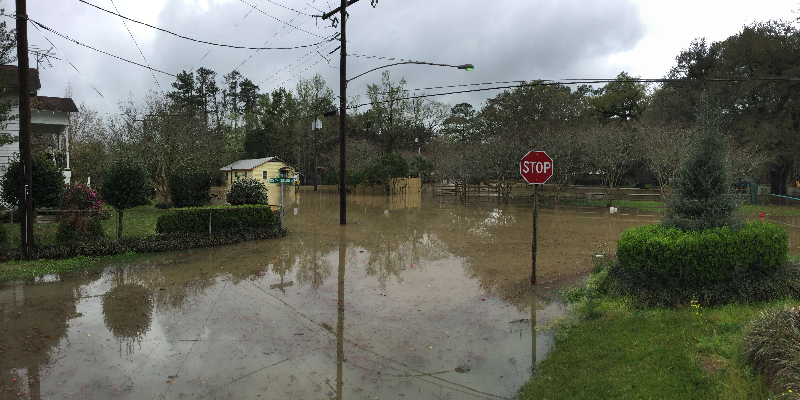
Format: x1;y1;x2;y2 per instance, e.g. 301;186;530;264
0;9;17;146
637;120;694;197
363;152;409;194
590;72;649;123
584;124;640;206
1;153;64;209
366;70;410;153
68;103;109;185
169;169;211;208
662;108;740;231
441;103;477;143
100;157;154;240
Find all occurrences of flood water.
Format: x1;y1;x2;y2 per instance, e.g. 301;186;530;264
1;189;667;399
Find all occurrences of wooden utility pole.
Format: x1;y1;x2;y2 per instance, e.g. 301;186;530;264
16;0;34;259
322;0;359;225
338;0;347;225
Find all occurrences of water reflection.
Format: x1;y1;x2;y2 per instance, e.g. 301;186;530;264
1;189;665;399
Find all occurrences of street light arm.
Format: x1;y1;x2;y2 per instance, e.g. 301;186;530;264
347;61;472;82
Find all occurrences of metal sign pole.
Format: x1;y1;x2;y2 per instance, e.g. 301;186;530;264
531;183;538;285
280;181;285;230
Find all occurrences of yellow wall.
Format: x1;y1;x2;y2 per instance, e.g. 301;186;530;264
217;161;295;204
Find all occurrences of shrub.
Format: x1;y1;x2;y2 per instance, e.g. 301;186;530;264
155;205;278;235
616;221;788;287
226;177;268;205
411;156;434;182
169;169;212;208
56;185;105;242
1;153;64;209
743;306;800;395
57;184;105;243
100;158;154;239
363;152;409;187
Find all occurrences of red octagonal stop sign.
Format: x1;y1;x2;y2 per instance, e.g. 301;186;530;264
520;151;553;184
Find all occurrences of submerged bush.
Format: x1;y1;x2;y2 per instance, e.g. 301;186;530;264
617;221;788;287
226;177;268;206
743;306;800;396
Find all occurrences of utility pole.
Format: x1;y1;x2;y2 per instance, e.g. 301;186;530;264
313;92;319;192
16;0;34;259
322;0;360;225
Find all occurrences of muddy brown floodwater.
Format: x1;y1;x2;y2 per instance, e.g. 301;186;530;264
0;188;667;399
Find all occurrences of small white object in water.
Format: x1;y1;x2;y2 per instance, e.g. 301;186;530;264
384;210;389;215
609;206;618;213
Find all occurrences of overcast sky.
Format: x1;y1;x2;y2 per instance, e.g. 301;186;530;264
5;0;798;115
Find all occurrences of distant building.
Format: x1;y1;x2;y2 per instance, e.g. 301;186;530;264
0;65;78;183
219;157;295;191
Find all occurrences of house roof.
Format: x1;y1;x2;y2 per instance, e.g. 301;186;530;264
0;65;41;91
219;157;291;171
31;96;78;112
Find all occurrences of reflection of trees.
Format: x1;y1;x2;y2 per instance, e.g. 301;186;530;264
361;225;450;290
294;242;333;291
101;282;153;355
0;278;82;400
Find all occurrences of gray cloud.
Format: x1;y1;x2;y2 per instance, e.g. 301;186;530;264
24;0;644;114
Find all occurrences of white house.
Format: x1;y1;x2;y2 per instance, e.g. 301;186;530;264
0;65;78;184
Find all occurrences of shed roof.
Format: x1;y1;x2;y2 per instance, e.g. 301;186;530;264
219;157;291;171
31;96;78;112
0;65;41;90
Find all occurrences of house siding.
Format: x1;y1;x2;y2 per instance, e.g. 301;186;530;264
218;161;295;204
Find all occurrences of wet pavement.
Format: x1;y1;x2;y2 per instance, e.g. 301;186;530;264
1;188;667;399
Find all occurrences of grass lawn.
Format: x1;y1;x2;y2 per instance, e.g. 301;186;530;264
516;298;796;400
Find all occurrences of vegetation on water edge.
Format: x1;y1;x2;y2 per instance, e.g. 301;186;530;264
0;252;136;283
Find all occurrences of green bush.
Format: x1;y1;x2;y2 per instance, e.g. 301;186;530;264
604;259;800;307
1;153;65;209
743;306;800;396
617;221;787;287
226;177;269;205
169;169;211;208
155;205;278;235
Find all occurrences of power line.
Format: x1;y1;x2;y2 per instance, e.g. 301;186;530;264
346;77;800;109
257;41;333;87
29;21;115;110
30;19;176;76
258;0;316;16
108;0;162;91
77;0;334;50
234;9;322;70
189;8;255;72
238;0;328;38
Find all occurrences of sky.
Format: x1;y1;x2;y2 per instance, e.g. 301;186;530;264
4;0;799;116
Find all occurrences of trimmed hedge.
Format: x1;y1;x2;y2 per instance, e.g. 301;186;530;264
617;221;788;286
0;227;287;263
155;205;278;235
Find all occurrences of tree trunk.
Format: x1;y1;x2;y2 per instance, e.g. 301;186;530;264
770;166;789;195
117;209;123;241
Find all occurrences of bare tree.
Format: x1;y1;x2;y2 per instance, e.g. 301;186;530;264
638;121;693;198
584;124;640;206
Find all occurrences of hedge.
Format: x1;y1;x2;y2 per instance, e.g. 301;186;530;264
617;221;788;287
155;205;278;235
0;227;286;263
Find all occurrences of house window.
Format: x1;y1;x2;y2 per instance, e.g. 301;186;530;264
244;171;247;177
263;171;268;180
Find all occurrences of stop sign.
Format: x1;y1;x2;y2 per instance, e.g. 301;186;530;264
520;151;553;184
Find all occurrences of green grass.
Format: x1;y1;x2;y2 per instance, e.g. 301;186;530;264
516;298;800;400
0;251;136;282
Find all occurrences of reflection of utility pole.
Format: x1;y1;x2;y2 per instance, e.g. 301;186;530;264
336;226;346;399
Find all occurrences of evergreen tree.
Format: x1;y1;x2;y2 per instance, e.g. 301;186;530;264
662;107;740;230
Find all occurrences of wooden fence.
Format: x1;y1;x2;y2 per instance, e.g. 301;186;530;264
433;184;752;203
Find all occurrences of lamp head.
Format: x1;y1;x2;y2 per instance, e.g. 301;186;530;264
457;64;475;71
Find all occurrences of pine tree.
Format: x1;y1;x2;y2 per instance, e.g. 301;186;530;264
662;106;740;230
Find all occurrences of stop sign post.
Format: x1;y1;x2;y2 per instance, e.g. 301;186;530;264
520;151;553;285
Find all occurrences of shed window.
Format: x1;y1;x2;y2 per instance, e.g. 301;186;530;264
263;171;268;180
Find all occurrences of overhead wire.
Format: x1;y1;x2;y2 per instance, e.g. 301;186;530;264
29;18;176;76
189;7;255;72
238;0;328;39
77;0;334;50
257;0;316;16
29;21;116;111
108;0;162;91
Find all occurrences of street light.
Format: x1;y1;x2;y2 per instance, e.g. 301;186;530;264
347;61;475;83
337;61;474;225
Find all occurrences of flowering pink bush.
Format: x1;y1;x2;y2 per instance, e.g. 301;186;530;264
62;184;103;211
